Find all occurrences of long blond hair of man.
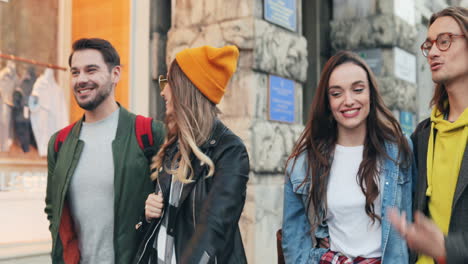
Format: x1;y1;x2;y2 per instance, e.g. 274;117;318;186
150;60;220;183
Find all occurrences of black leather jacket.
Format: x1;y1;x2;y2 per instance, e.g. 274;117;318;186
134;119;249;264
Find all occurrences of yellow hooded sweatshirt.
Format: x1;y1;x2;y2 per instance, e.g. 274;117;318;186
417;106;468;264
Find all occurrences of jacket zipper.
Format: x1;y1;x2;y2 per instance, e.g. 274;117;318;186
137;180;166;264
192;184;197;229
193;169;217;264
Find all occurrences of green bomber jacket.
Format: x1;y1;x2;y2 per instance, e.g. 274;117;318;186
44;106;165;264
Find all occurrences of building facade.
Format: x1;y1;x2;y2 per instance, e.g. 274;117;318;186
0;0;466;263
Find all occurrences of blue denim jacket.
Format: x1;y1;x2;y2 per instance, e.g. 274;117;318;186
282;141;414;264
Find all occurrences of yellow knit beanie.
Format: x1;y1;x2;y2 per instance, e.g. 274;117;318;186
175;45;239;104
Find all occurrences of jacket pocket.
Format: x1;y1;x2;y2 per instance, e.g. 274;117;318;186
397;169;410;185
291;181;309;205
395;170;411;210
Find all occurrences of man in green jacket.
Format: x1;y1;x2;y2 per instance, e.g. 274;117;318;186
44;38;165;264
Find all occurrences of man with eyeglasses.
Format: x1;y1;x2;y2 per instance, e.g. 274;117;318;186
389;6;468;264
44;38;165;264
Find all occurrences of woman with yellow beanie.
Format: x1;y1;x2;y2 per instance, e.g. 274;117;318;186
134;45;249;264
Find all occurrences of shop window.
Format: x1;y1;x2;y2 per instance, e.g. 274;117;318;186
0;0;65;258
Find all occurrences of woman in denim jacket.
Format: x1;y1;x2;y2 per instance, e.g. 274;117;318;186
282;51;414;264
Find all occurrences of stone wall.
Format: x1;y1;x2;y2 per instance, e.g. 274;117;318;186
160;0;458;262
331;0;419;124
166;0;306;262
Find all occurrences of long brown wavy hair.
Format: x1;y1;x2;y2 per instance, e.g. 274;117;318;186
287;51;411;227
150;60;220;183
428;6;468;115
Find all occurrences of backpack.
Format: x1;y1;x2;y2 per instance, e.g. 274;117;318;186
53;115;156;161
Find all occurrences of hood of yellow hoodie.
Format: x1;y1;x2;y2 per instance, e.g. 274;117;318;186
431;106;468;133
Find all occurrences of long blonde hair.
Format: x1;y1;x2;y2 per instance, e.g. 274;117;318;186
151;60;220;183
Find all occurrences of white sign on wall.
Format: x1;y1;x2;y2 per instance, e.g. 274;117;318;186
394;0;415;25
394;47;417;84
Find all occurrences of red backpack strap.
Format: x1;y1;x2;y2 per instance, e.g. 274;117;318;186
54;122;77;153
135;115;155;161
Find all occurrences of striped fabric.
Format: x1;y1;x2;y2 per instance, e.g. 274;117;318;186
151;175;184;264
319;250;381;264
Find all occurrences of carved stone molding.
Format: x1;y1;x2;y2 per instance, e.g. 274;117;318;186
166;18;255;65
331;14;417;52
167;18;308;83
253;20;308;83
250;121;304;173
377;76;417;112
171;0;254;29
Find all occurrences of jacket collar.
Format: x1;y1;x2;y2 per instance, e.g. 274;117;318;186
199;118;227;151
69;103;132;140
158;118;228;210
413;120;431;214
454;140;468;208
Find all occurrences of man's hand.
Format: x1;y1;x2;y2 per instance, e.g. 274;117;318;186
388;208;446;259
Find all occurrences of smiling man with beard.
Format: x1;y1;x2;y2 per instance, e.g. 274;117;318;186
72;48;114;113
44;38;165;264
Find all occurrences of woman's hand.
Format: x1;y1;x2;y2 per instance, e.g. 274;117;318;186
317;237;330;248
145;191;164;222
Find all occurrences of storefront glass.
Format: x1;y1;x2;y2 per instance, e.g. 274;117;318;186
0;0;65;259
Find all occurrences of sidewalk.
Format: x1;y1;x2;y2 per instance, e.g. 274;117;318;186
0;190;51;264
0;254;50;264
0;240;51;264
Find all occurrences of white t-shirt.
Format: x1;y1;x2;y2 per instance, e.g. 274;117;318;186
326;144;382;259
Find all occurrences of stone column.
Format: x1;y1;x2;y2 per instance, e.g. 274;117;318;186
331;0;418;129
149;0;171;121
166;0;307;263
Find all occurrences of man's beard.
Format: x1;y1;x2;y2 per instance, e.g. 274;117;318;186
75;82;113;111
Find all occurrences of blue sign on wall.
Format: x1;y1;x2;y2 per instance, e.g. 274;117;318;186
264;0;297;32
400;111;414;135
269;75;295;123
